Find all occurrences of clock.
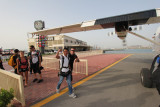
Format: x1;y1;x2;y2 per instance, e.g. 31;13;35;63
34;20;45;31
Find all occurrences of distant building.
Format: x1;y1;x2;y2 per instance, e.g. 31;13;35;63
28;35;90;51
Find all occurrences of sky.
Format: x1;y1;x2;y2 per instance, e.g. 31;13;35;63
0;0;160;50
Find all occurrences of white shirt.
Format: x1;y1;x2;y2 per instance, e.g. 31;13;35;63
31;51;39;64
60;54;70;72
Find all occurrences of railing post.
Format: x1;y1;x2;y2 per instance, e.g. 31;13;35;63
86;60;88;76
76;62;78;73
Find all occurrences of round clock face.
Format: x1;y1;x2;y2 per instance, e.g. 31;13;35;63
34;20;44;30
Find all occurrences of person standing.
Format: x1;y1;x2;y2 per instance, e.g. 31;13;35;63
56;48;76;98
151;55;160;96
69;48;80;81
0;56;4;70
28;50;33;74
8;49;19;74
28;45;43;83
17;51;29;86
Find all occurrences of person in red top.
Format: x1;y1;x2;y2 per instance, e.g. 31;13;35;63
17;51;29;86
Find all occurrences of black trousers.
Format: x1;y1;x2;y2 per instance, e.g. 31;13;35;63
31;63;41;74
0;63;4;70
14;68;17;74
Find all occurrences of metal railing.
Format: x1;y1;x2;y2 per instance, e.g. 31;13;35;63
0;69;25;106
42;58;88;76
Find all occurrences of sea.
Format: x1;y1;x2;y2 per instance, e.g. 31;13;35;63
105;49;153;54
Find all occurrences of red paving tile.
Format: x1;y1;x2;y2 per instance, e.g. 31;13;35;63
3;54;129;107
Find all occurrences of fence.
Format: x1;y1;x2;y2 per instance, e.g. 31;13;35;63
42;57;88;76
0;69;25;106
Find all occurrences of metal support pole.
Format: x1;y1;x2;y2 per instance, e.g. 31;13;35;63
127;30;160;46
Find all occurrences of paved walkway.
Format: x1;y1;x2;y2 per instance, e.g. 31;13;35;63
3;54;128;107
41;53;160;107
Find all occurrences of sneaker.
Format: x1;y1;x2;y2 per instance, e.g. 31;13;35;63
37;79;43;83
56;89;60;93
33;78;38;82
69;93;77;98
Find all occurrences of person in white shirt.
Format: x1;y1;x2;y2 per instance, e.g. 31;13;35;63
28;45;43;83
56;48;76;98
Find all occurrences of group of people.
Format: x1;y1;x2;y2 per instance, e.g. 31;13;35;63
0;46;80;98
2;45;44;86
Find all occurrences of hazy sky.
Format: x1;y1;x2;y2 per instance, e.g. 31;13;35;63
0;0;160;50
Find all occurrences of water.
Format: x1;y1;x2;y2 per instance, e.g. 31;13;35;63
105;49;153;54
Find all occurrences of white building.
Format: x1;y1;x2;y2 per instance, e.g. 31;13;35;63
28;35;90;51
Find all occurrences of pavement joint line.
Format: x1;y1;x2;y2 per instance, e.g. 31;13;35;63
31;54;132;107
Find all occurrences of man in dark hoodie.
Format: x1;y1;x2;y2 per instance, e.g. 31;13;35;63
151;55;160;95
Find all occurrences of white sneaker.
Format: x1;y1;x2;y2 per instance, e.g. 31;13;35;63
69;93;77;98
56;89;60;93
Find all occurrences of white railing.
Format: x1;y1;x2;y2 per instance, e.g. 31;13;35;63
42;58;88;76
0;69;25;106
73;59;88;76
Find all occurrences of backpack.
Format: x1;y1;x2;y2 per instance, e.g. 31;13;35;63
18;56;28;69
28;50;43;63
8;55;17;69
58;55;71;77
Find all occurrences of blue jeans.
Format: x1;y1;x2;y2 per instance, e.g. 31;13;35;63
56;74;72;95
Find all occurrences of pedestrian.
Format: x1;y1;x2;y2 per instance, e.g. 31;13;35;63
17;51;29;86
8;49;19;74
28;45;43;83
69;48;80;81
28;50;33;74
56;48;76;98
0;56;4;70
152;67;160;95
152;55;160;95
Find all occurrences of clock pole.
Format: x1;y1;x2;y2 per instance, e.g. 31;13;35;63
39;35;45;54
34;20;45;54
